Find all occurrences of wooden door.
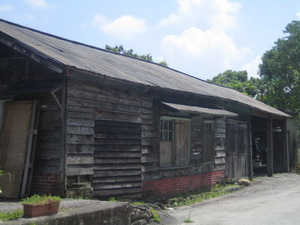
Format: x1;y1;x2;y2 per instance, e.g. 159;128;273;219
226;121;248;180
203;121;215;162
174;120;190;166
0;100;39;198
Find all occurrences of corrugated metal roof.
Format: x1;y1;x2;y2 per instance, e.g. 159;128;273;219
0;19;289;117
161;102;238;117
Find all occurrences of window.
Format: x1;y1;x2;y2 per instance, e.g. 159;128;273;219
160;120;173;141
159;118;190;167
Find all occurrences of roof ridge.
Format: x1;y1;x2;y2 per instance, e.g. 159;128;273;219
0;19;234;91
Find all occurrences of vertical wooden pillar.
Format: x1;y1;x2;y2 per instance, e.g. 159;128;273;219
267;116;273;177
282;119;289;172
59;78;68;196
248;120;253;180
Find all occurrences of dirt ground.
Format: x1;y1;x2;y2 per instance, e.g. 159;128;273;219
157;173;300;225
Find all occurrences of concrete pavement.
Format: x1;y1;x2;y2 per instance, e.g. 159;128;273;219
163;173;300;225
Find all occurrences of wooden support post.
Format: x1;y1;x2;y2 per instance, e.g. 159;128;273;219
248;120;253;180
282;119;289;172
59;78;67;196
267;116;273;177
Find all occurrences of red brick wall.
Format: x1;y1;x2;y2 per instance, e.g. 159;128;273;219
31;174;60;195
142;170;225;197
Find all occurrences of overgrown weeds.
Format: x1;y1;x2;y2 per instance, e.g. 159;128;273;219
0;209;23;221
165;183;239;208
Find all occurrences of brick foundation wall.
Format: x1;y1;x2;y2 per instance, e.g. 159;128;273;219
31;174;60;195
142;170;225;197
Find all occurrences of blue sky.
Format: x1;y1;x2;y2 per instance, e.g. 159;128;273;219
1;0;300;80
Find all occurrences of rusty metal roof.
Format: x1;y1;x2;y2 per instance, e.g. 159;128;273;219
0;19;289;117
161;102;238;117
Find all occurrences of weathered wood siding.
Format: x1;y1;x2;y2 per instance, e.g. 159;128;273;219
214;118;226;170
34;96;62;174
66;77;143;198
226;120;249;180
31;95;62;195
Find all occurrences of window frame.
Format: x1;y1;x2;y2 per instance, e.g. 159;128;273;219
159;116;191;167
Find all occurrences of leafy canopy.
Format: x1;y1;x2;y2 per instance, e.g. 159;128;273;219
208;70;262;98
105;45;168;67
259;20;300;113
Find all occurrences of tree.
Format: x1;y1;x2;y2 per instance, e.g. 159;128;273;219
259;21;300;113
105;45;168;67
208;70;262;98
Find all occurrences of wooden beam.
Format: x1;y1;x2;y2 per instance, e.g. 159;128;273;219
267;116;273;177
59;79;67;196
282;119;289;172
248;121;253;180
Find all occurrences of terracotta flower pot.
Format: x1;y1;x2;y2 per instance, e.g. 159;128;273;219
23;203;59;218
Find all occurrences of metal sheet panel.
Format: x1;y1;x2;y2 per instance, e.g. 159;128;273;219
0;19;289;118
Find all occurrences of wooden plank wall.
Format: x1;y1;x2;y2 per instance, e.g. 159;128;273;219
141;101;160;180
30;95;62;195
66;79;144;198
34;96;62;174
214;118;226;170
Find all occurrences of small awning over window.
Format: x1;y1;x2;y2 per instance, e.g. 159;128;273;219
161;102;238;117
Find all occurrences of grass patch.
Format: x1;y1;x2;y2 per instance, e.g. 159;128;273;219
183;211;193;223
184;218;194;223
109;197;117;202
0;209;23;221
166;183;239;207
131;201;146;206
151;209;161;223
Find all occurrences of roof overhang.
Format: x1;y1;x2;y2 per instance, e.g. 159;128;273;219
161;102;238;117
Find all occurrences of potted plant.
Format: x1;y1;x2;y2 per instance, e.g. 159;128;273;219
22;195;61;218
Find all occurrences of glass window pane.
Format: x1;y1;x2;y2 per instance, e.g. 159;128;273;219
164;121;168;130
169;121;173;130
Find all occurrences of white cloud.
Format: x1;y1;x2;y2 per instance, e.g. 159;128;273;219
159;0;249;78
25;0;55;9
0;4;14;11
297;11;300;19
211;0;241;31
92;14;147;39
242;55;262;78
161;27;250;70
158;0;241;31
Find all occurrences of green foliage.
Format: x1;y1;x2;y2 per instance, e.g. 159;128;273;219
208;70;262;98
151;209;161;223
131;201;146;206
22;195;61;206
105;45;168;67
259;20;300;114
109;197;117;202
184;211;194;223
0;209;23;221
167;183;239;207
184;218;194;223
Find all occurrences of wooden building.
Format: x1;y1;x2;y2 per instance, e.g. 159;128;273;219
0;20;290;199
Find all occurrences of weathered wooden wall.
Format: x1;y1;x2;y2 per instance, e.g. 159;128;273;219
0;51;64;196
66;75;144;198
225;120;249;180
31;94;62;195
214;118;226;170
